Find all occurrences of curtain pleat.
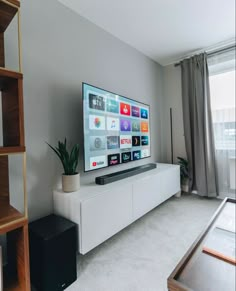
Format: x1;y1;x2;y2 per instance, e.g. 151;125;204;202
181;53;218;197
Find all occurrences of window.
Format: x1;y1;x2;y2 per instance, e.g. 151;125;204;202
209;70;235;151
208;47;236;196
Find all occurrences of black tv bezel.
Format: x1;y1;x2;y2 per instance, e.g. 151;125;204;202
82;82;151;172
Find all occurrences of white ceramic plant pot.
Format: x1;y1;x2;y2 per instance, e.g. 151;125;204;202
62;173;80;192
181;183;189;193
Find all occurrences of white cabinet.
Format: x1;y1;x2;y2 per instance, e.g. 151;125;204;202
132;165;180;220
161;166;180;198
53;163;180;254
80;184;132;254
133;173;162;219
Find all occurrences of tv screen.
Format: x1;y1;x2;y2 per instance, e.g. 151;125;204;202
83;83;151;172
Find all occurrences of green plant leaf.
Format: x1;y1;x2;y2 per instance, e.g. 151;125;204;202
177;156;189;181
47;139;79;175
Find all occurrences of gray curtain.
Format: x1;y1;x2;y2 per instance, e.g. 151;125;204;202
181;53;218;197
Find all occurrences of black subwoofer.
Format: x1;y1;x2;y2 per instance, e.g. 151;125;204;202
29;214;77;291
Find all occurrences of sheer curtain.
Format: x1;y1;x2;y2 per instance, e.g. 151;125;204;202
208;48;236;199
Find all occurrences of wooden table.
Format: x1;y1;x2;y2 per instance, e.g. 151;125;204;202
168;197;236;291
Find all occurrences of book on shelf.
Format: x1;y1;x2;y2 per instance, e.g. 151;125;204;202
202;226;236;265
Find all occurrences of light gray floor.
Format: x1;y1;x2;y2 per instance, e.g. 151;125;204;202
67;194;221;291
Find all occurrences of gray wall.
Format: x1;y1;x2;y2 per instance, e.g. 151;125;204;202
5;0;164;220
163;64;186;163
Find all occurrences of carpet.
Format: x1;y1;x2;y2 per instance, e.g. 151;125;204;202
66;194;221;291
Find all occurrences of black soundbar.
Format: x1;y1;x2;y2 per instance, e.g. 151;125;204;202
95;163;157;185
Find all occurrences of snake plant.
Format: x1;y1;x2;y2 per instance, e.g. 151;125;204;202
47;138;79;175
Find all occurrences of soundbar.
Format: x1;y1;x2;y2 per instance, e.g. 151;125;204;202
95;163;157;185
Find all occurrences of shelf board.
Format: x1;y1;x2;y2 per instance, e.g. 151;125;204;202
0;146;25;155
0;67;22;91
0;200;24;234
5;0;20;8
0;65;22;81
0;67;22;78
0;0;18;33
0;68;23;91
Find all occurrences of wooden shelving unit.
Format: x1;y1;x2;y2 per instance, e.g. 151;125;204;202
0;0;18;32
0;201;24;229
0;0;30;290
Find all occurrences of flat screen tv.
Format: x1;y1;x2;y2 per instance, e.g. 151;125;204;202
83;83;151;172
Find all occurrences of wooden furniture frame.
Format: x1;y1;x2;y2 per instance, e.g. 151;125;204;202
0;0;30;290
168;197;236;291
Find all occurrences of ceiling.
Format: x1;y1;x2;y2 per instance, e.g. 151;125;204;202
58;0;236;66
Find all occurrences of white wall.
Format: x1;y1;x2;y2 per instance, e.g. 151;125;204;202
163;64;186;163
4;0;164;221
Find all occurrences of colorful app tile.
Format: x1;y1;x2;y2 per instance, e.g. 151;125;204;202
89;115;105;130
122;152;131;163
133;150;141;160
120;135;132;149
108;153;120;166
141;149;150;158
89;94;105;111
141;121;149;132
120;102;131;116
141;136;149;146
132;136;140;147
107;117;119;131
90;136;106;151
120;119;131;131
141;108;148;119
106;99;119;113
132;120;140;132
90;155;107;169
132;106;140;117
107;136;120;149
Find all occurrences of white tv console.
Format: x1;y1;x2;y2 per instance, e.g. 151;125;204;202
53;163;180;254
